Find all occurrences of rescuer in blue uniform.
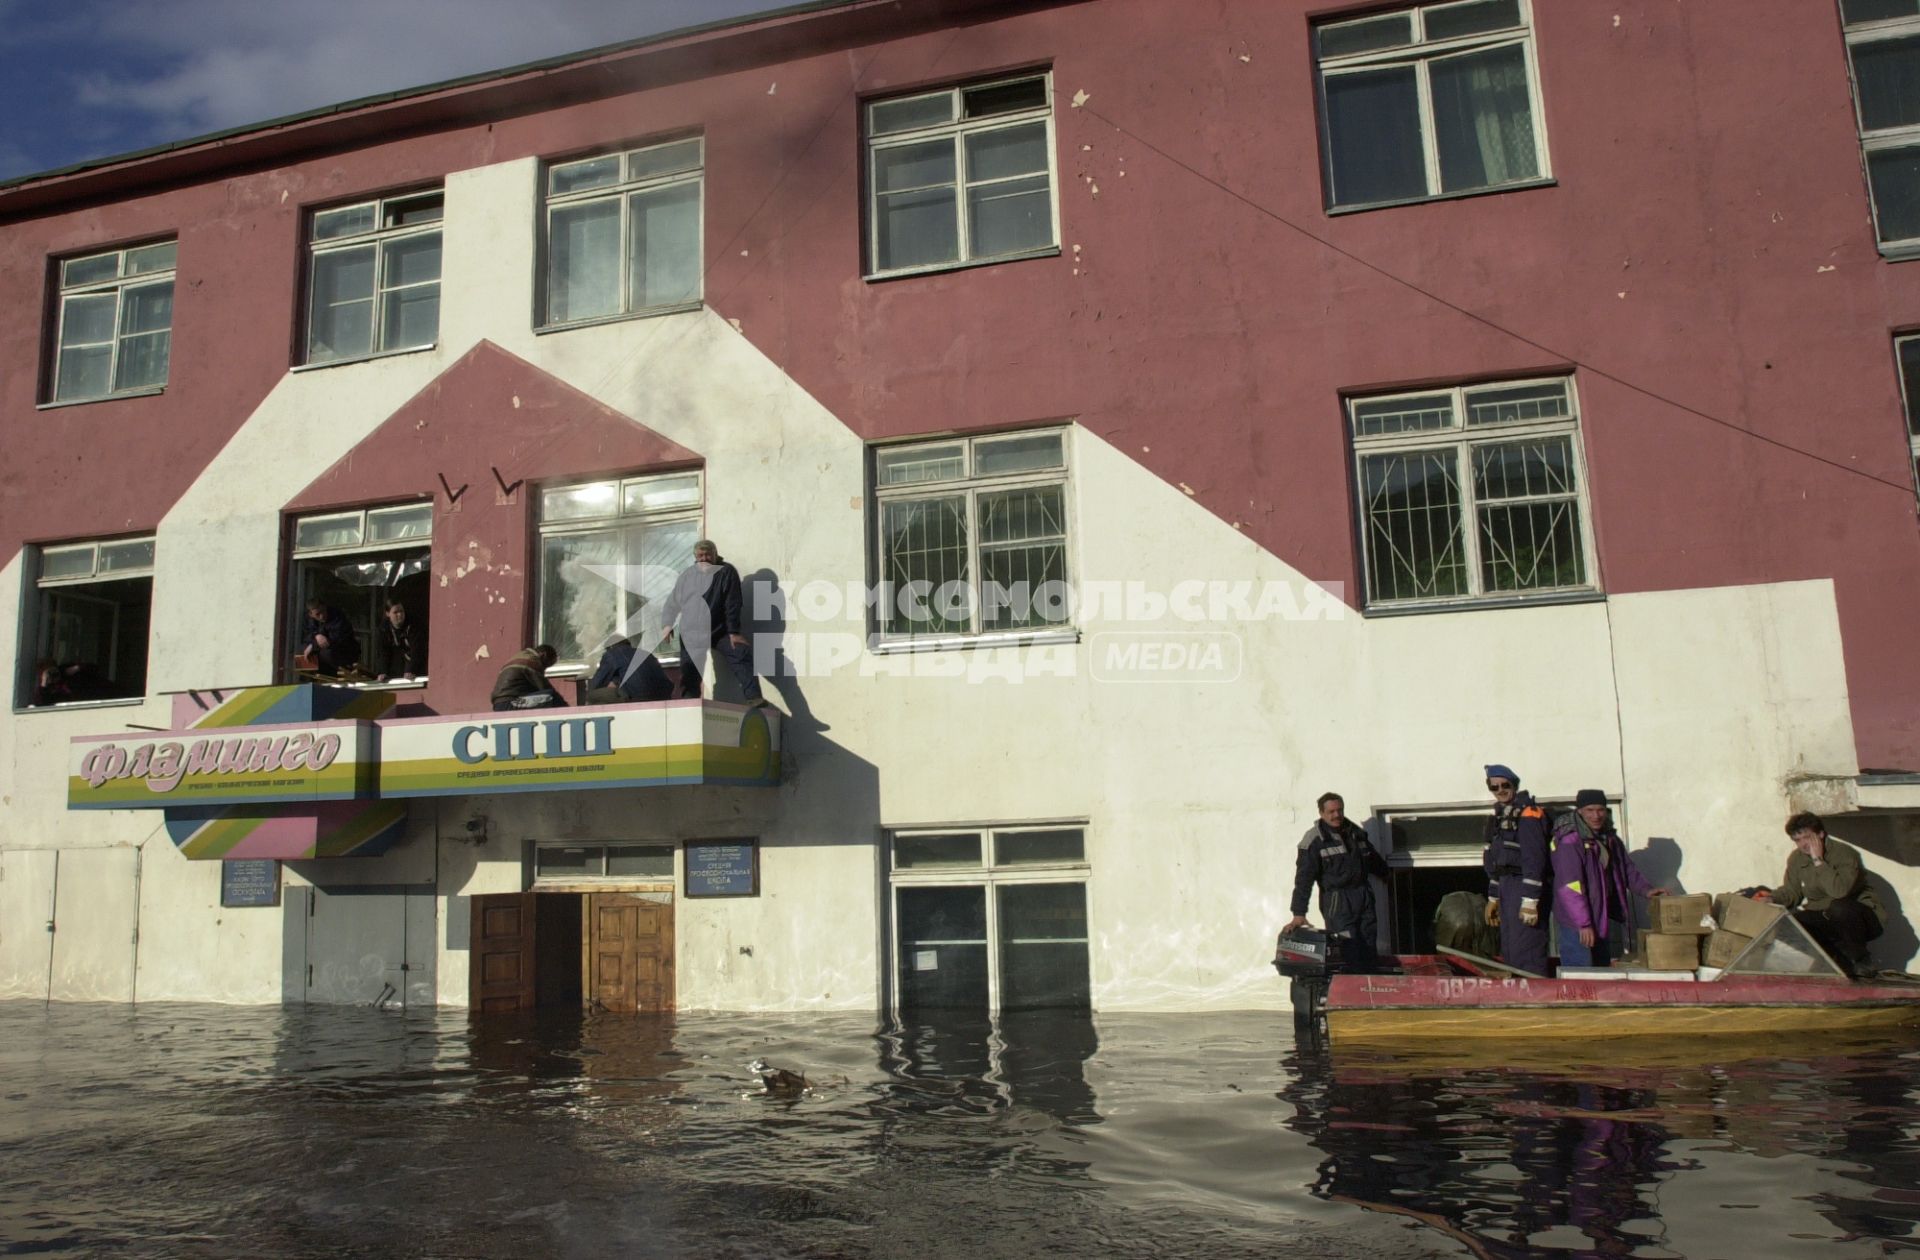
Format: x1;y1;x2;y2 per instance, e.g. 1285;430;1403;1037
1481;763;1553;976
1284;791;1389;969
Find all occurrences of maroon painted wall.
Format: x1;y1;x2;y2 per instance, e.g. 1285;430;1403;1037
3;0;1918;763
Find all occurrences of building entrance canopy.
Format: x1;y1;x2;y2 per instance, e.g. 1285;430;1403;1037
66;684;780;860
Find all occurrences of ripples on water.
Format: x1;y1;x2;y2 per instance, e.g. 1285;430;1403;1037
2;1003;1918;1258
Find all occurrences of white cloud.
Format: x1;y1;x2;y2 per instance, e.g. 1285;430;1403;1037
67;0;778;137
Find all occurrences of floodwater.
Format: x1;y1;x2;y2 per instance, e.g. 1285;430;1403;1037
2;1004;1918;1259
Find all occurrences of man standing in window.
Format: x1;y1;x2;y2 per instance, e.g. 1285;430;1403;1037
658;539;764;707
1482;763;1552;976
1283;792;1388;970
376;599;427;682
299;599;361;677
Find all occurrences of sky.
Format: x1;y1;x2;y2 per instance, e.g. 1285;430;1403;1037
0;0;789;182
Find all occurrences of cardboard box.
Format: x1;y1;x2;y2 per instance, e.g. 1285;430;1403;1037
1704;929;1754;968
1717;894;1784;939
1645;932;1703;969
1651;893;1715;935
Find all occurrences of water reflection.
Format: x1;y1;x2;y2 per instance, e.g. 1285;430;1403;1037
1;1002;1918;1257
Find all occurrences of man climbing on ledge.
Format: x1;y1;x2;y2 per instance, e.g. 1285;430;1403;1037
1283;791;1389;970
1481;763;1553;976
659;539;766;707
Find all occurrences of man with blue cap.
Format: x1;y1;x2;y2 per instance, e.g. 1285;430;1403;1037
1481;763;1552;975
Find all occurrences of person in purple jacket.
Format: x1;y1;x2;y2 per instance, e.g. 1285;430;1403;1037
1550;789;1667;968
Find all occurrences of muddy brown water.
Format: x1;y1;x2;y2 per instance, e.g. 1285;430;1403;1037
1;1003;1917;1257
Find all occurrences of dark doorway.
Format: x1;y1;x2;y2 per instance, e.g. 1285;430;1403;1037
1389;865;1488;954
536;894;582;1010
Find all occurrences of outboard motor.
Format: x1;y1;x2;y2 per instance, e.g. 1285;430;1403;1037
1274;927;1343;1029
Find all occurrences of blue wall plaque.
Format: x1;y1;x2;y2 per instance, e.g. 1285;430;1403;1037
221;859;282;908
685;841;758;898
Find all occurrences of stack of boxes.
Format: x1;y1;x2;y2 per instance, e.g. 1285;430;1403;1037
1628;892;1785;973
1707;893;1786;968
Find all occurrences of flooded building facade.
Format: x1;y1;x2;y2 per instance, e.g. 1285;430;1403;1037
4;0;1920;1013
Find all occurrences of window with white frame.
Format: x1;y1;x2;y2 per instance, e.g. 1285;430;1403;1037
534;842;676;884
865;73;1058;276
1895;334;1920;492
872;430;1071;640
536;471;703;667
305;191;442;364
1843;2;1920;250
1314;0;1547;211
888;825;1090;1011
51;241;175;402
543;138;703;327
287;503;432;682
1349;377;1595;608
21;537;154;707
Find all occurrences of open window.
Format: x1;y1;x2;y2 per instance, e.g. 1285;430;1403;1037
19;536;155;707
285;503;431;683
535;471;702;669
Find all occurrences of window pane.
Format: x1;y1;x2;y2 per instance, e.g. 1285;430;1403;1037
1424;0;1524;41
962;77;1047;119
1900;338;1920;434
630;518;698;645
628;181;702;309
895;832;983;868
978;485;1068;632
1464;380;1570;425
1361;449;1469;602
897;886;988;1010
540;529;625;663
61;253;120;287
383;233;441;288
882;496;970;635
1324;66;1428;206
1352;393;1455;437
606;845;675;878
39;546;95;580
1474;438;1585;592
97;539;155;573
877;186;960;271
543;481;621;522
368;504;433;542
1431;43;1540;193
975;432;1064;476
998;883;1090;1010
550;155;621;196
966;121;1049;182
1472;435;1577;500
1869;145;1920;243
61;293;117;347
877;443;965;486
548;199;622;323
628;140;702;181
968;174;1053;258
1315;12;1414;58
308;247;376;362
871;91;955;136
1845;0;1920;24
119;282;172;335
35;576;152;703
313;204;377;241
1854;36;1920;132
295;514;364;551
385;194;443;227
875;139;958;193
536;846;602;877
124;242;176;275
114;331;170;392
382;287;439;351
55;344;111;402
622;474;702;514
995;829;1085;865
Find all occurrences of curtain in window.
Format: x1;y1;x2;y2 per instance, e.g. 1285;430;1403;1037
1432;44;1539;192
114;283;173;390
540;531;623;662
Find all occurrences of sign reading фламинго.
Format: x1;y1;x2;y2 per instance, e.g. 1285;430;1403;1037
685;841;758;898
68;723;376;809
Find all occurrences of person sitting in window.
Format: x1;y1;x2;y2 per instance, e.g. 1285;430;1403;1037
31;659;113;707
585;635;672;704
376;599;428;682
491;644;566;711
298;599;362;677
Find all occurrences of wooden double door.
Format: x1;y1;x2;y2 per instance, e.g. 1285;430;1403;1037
470;891;675;1014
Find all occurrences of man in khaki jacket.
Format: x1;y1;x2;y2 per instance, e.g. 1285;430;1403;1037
1761;811;1885;977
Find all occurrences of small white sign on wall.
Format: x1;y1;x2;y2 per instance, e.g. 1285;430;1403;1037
914;950;939;971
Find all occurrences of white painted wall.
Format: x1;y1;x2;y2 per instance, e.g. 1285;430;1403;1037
5;151;1907;1011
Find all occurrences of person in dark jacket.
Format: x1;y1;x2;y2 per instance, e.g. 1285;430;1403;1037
1759;811;1885;977
300;599;361;676
376;600;427;682
1283;791;1389;969
1550;790;1665;968
585;635;673;704
658;539;764;705
1481;762;1553;976
490;645;565;711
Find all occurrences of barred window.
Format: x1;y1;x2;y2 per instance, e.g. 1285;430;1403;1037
1349;378;1596;608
